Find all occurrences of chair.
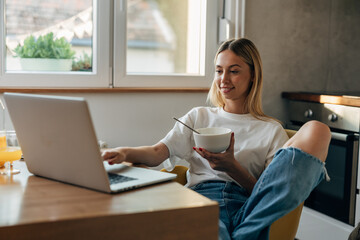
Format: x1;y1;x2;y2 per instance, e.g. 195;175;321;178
161;129;303;240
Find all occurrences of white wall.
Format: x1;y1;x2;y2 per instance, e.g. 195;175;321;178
83;92;208;147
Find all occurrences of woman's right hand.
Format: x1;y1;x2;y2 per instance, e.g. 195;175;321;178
101;147;127;165
101;143;169;167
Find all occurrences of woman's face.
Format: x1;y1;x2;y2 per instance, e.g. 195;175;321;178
215;49;253;106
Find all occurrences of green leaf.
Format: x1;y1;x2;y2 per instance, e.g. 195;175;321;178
13;32;75;59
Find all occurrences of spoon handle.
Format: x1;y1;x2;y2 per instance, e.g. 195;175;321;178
173;117;201;134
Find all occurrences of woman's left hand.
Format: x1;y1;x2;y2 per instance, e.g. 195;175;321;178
193;132;237;172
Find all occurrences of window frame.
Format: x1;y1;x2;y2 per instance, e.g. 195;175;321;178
0;0;111;88
0;0;223;89
112;0;219;88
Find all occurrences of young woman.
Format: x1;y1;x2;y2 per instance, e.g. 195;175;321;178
102;38;331;240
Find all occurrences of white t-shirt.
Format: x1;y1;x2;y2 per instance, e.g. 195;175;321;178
160;107;289;188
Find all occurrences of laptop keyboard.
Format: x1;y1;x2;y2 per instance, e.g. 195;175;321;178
108;172;137;185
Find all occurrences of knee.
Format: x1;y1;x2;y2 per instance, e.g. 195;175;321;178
304;121;331;143
287;121;331;162
305;120;329;131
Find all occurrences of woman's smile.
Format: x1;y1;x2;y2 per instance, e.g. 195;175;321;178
220;86;235;93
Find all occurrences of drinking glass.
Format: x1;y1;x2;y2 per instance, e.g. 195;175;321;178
0;130;22;175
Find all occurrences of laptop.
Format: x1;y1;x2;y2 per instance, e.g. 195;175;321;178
4;92;176;193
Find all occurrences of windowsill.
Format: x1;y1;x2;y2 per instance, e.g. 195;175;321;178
0;87;209;93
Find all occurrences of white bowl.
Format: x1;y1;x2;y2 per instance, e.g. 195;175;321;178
193;127;232;153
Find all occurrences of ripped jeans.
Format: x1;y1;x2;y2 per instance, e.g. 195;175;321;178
190;147;327;240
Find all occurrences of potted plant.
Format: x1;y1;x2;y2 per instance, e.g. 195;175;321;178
13;32;75;71
72;52;92;71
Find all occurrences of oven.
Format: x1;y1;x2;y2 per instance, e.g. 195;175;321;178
286;100;360;226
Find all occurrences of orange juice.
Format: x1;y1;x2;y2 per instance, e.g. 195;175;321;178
0;147;22;167
0;135;6;149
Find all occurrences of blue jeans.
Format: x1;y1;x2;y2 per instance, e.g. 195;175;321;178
190;147;326;240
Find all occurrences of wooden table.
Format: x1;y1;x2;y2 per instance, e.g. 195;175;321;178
0;161;218;240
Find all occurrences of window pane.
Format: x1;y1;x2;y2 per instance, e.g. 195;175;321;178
126;0;206;75
5;0;93;72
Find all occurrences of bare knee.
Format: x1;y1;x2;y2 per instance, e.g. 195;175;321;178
302;121;331;143
284;121;331;162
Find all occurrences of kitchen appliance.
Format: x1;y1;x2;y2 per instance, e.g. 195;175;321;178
285;99;360;226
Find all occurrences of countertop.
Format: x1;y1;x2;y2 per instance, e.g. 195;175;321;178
282;92;360;108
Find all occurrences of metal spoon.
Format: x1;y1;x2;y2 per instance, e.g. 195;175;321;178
173;117;201;134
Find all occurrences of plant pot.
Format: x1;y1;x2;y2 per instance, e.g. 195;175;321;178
19;58;72;71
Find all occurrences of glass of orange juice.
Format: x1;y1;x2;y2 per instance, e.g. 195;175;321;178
0;130;22;175
0;131;6;149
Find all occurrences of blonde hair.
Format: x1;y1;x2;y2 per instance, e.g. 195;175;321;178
207;38;270;120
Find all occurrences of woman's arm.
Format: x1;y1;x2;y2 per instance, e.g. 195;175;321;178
102;142;170;167
193;133;257;193
226;161;257;192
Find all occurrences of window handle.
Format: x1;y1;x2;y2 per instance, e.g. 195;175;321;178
235;0;246;38
118;0;126;12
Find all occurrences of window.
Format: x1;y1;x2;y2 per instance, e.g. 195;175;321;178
5;1;93;73
0;0;110;87
113;0;218;88
127;0;205;75
0;0;221;88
